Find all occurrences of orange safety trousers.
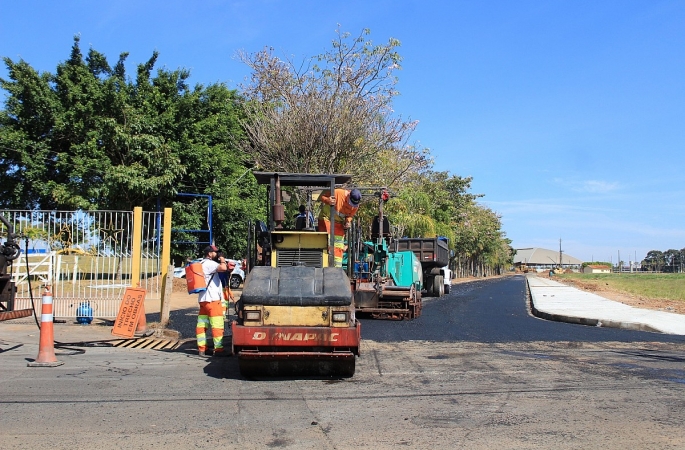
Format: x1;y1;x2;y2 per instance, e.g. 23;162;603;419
196;300;225;353
318;218;346;267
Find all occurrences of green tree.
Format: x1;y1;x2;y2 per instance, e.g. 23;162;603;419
0;57;58;209
1;36;259;260
385;189;437;238
1;33;511;268
642;250;665;272
663;249;681;273
381;166;510;277
237;27;426;181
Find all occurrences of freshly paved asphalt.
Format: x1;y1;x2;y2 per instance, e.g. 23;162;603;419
359;275;685;344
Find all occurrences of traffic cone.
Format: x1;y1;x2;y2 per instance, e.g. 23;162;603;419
134;302;153;337
28;285;64;367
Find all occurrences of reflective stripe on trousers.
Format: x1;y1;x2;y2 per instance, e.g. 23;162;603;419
333;234;345;267
318;218;347;268
196;300;224;352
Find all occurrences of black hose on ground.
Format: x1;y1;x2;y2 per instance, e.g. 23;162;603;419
22;238;86;354
24;237;41;330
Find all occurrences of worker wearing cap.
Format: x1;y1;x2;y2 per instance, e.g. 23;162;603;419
220;260;236;319
318;188;362;267
196;245;230;357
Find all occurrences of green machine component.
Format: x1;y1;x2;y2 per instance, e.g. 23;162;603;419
387;248;423;290
350;235;423;320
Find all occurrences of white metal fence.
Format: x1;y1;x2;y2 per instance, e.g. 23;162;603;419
2;210;165;319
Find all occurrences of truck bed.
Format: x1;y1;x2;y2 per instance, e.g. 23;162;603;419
396;237;449;269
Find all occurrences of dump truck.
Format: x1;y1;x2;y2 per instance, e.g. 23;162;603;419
346;188;423;319
396;237;451;296
231;172;361;377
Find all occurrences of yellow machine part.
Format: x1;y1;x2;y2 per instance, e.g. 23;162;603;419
272;231;329;249
242;305;353;327
270;231;330;268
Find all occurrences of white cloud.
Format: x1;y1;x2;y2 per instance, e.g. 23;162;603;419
482;194;685;262
482;199;622;215
576;180;620;193
552;178;620;193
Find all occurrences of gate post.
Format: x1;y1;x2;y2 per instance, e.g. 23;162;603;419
130;207;153;336
160;264;173;329
131;207;143;287
160;207;173;319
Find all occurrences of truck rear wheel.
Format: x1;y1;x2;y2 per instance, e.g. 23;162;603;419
433;275;444;297
425;276;435;296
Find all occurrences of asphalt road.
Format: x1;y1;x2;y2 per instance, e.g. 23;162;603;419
360;275;685;344
3;274;685;449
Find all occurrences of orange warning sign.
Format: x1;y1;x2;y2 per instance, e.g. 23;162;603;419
112;287;146;338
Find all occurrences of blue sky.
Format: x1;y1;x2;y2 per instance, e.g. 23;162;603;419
2;0;684;263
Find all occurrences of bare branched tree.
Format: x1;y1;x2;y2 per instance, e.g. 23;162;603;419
237;27;428;182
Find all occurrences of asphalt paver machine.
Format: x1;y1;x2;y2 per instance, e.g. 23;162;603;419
346;189;423;320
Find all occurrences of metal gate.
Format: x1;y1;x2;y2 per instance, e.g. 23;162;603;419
2;209;165;319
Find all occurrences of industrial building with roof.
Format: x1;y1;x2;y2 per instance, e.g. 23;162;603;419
514;248;583;271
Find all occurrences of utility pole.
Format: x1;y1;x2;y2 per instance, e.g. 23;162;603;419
559;238;563;270
618;250;621;274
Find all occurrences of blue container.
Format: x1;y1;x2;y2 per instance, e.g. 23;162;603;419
76;302;93;324
354;262;371;280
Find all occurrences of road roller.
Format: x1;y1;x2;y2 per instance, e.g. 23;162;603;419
231;172;360;377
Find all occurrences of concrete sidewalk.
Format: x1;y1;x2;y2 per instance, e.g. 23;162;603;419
527;275;685;335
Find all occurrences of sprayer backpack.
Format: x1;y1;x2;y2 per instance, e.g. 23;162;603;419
185;261;208;294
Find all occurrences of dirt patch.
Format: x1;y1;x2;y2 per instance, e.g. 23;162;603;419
172;277;189;293
166;276;242;313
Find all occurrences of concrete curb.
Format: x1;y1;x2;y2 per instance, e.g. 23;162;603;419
526;275;684;335
529;300;662;333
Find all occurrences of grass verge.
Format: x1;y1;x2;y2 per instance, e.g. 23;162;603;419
556;273;685;302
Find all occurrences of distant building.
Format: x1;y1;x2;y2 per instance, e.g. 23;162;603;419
583;264;611;274
514;247;583;272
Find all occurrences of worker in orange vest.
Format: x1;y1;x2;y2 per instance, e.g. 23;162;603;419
317;188;362;267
